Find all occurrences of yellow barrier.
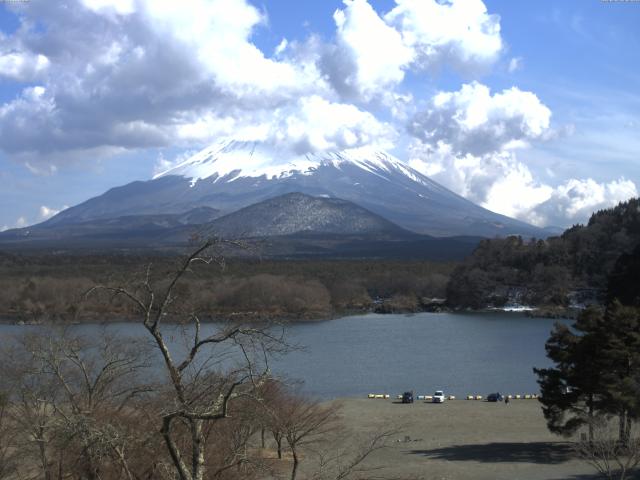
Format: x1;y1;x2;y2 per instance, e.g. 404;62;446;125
524;394;532;399
467;395;474;400
448;395;456;400
515;394;521;399
425;395;433;401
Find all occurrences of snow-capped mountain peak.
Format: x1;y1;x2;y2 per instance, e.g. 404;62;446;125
37;138;547;239
154;140;414;186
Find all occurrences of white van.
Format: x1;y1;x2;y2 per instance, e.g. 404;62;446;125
432;390;445;403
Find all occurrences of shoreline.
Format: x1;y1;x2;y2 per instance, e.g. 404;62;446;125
0;304;581;325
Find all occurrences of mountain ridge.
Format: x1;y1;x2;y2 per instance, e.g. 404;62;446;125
38;140;548;238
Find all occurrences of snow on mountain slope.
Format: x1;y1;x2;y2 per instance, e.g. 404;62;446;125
37;140;548;238
154;139;437;189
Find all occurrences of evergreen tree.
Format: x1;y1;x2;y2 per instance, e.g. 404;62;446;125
536;303;640;444
598;302;640;445
534;307;606;440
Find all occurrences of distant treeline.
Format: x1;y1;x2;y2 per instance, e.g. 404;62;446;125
447;198;640;309
0;254;454;322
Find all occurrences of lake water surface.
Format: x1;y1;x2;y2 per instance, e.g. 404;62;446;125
0;312;568;399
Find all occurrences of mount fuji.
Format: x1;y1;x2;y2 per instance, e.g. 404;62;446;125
0;140;550;254
39;140;545;238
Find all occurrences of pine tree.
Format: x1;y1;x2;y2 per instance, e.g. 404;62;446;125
598;302;640;445
534;307;606;440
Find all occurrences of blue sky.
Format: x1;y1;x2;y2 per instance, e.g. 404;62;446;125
0;0;639;229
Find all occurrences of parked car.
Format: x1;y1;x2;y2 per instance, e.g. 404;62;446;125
432;390;445;403
402;391;414;403
487;392;504;402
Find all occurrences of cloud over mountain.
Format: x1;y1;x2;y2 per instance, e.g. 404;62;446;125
407;82;637;227
0;0;636;229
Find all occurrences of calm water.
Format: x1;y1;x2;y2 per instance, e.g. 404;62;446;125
0;312;568;399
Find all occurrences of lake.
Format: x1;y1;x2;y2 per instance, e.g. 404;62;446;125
0;312;568;399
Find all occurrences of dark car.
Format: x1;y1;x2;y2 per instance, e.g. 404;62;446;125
402;391;414;403
487;392;503;402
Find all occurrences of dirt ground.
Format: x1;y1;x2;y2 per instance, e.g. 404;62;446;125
316;397;601;480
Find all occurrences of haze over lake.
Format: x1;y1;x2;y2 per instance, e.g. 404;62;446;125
0;312;567;399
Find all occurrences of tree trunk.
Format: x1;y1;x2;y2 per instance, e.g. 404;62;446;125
619;409;630;446
191;419;206;480
290;447;299;480
273;432;283;459
588;394;594;442
37;431;51;480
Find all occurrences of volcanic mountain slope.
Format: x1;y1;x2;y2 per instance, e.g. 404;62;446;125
0;207;221;247
39;140;547;238
203;192;410;239
0;192;481;260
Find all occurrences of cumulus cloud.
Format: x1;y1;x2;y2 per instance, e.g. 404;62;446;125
409;82;552;156
409;142;637;228
385;0;502;72
325;0;414;100
0;0;329;165
322;0;504;101
407;82;636;227
0;51;50;82
0;0;506;167
528;178;638;227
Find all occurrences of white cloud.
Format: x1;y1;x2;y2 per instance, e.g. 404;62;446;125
410;82;552;156
508;56;522;73
408;141;637;228
39;205;66;220
323;0;504;101
81;0;136;15
16;216;28;228
406;81;636;227
0;51;50;82
0;30;51;82
0;0;505;166
274;38;288;56
328;0;414;100
385;0;503;72
153;150;197;177
0;0;329;166
528;178;638;227
263;95;396;153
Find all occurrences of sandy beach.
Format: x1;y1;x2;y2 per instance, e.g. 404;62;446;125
315;397;598;480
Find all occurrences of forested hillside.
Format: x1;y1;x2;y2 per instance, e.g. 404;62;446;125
447;198;640;309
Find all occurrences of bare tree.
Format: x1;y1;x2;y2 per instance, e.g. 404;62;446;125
0;392;19;480
311;428;402;480
574;417;640;480
86;240;287;480
275;396;339;480
0;329;155;480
